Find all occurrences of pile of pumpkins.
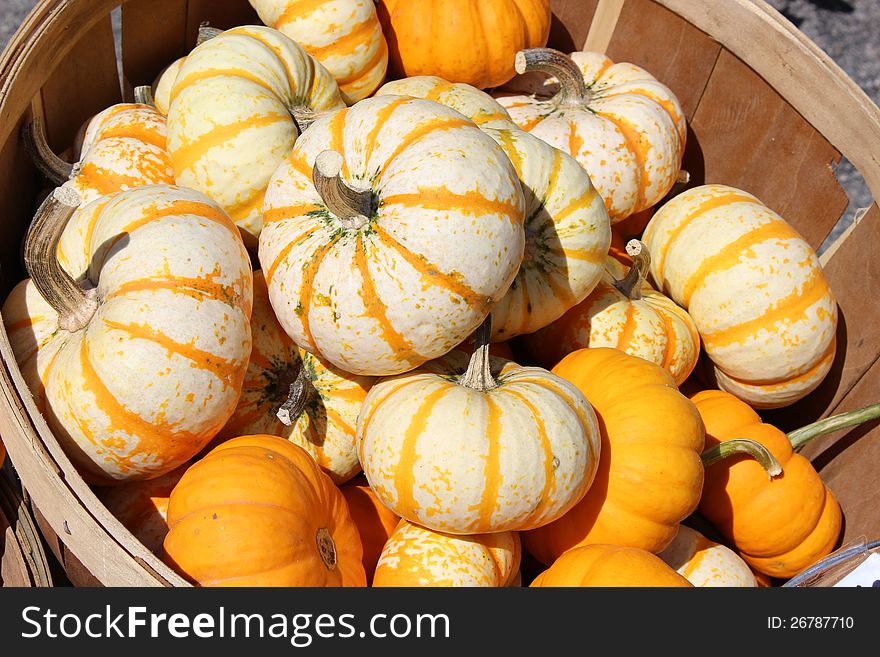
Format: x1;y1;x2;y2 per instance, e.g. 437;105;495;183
2;0;872;587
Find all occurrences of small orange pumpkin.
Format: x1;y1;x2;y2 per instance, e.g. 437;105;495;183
163;434;366;586
530;544;693;587
340;474;400;585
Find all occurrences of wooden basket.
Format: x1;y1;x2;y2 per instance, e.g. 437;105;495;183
0;0;878;587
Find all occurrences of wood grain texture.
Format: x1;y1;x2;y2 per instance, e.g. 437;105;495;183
121;0;188;93
549;0;599;52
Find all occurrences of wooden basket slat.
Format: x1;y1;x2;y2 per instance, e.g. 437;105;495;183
121;0;189;94
36;14;121;154
549;0;600;53
688;49;848;250
184;0;260;49
604;0;722;121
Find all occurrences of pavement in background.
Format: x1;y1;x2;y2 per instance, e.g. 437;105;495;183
1;0;877;248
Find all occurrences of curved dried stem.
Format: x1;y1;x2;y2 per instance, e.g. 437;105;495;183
459;315;496;392
701;438;783;480
134;85;155;107
612;239;651;300
788;403;880;451
515;48;590;104
197;23;222;46
276;361;315;427
21;117;74;185
312;150;372;230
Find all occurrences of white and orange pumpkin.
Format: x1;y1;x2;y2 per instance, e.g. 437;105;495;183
642;184;838;408
166;25;345;248
249;0;388;104
2;185;253;484
213;271;375;484
372;519;521;587
357;318;601;535
657;525;758;587
497;48;686;223
258;95;526;376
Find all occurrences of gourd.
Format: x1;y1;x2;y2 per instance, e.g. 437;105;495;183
657;525;758;587
530;544;693;587
376;0;551;90
497;48;686;222
643;184;837;408
153;58;186;115
166;25;346;248
249;0;388;104
375;76;612;340
372;519;521;587
1;185;253;484
521;240;700;385
340;475;400;584
163;434;366;586
523;347;705;564
356;317;601;535
258;95;525;376
213;271;376;484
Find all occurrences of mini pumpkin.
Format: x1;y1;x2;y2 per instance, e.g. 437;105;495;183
213;271;375;484
340;475;400;584
357;317;601;535
376;0;551;90
497;48;686;222
166;25;345;247
163;434;366;586
258;95;526;376
523;347;705;564
643;184;838;408
249;0;388;104
657;525;758;587
521;240;700;385
2;185;253;484
372;519;521;587
530;544;693;587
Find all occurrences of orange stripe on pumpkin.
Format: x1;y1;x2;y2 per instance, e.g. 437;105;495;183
501;388;555;515
103;270;243;307
226;188;267;224
264;227;321;285
328;109;350;178
278;0;328;25
95;122;167;151
336;37;388;87
381;187;520;224
595;110;649;212
363;96;410;166
378;117;473;178
305;17;377;61
170;67;277;105
297;236;339;349
615;304;638;352
476;395;503;530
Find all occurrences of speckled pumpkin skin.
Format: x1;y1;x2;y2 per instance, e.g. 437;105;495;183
658;525;758;587
259;95;526;376
643;184;838;408
2;185;253;484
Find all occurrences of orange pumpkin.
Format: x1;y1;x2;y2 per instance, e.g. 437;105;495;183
691;389;842;579
530;544;693;587
377;0;551;90
523;347;705;564
340;474;400;585
163;434;366;586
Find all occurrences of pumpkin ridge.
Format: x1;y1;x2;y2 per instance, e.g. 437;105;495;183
298;235;341;349
226;188;267;223
381;187;521;224
377;116;473;180
335;37;388;87
171;67;278;106
263;203;323;225
474;394;504;529
264;226;321;285
362;97;409;166
305;16;377;61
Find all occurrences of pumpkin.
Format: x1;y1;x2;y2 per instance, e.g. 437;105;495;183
163;434;366;586
520;240;700;385
523;347;705;564
153;57;186;116
530;544;693;587
657;525;758;587
96;461;190;556
24;103;173;208
166;25;345;248
249;0;388;104
258;95;526;376
340;474;400;584
372;518;521;587
497;48;686;222
691;389;841;579
376;0;551;90
357;317;601;535
1;185;253;484
643;184;838;408
375;77;612;340
213;271;375;483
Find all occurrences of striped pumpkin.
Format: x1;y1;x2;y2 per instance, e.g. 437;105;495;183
373;519;521;587
340;475;400;584
657;525;758;587
357;321;601;535
258;95;525;376
249;0;388;104
375;77;612;340
152;57;186;116
166;25;345;249
213;271;376;484
642;184;838;408
497;48;685;222
2;185;253;484
521;243;700;385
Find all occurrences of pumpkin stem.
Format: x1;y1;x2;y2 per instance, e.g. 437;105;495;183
24;187;98;333
313;150;372;230
134;85;155;107
197;22;222;45
21;117;74;185
276;360;315;427
787;402;880;451
459;314;496;391
514;48;590;104
612;239;650;300
701;439;783;480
